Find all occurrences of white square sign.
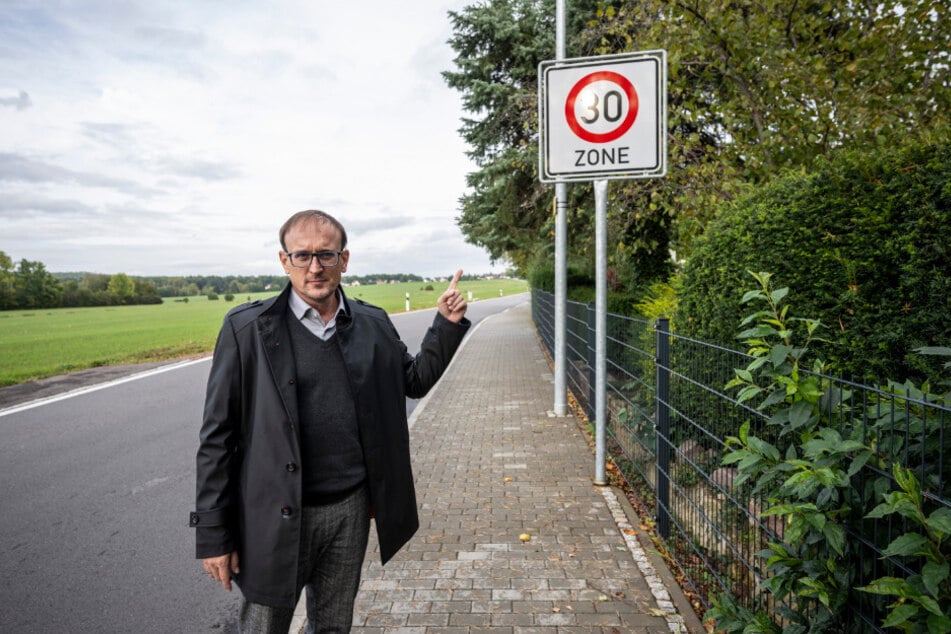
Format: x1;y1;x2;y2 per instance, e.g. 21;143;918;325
539;51;666;182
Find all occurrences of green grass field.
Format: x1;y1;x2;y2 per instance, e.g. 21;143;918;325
0;278;527;387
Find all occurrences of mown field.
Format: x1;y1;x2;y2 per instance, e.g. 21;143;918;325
0;278;527;387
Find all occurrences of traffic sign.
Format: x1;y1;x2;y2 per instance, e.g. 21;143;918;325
539;51;666;182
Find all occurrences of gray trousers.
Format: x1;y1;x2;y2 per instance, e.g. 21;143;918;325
239;485;370;634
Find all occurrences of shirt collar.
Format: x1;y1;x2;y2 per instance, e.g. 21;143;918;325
287;287;347;324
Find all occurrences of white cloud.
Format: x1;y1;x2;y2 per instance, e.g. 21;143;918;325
0;1;504;277
0;90;31;110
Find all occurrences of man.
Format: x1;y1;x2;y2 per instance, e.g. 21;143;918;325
190;210;469;632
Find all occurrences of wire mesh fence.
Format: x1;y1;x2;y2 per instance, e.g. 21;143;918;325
532;289;950;631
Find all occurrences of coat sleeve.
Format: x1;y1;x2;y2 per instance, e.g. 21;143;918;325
402;312;470;399
190;317;243;558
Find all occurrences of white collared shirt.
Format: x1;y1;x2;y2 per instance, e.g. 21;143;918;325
287;289;347;341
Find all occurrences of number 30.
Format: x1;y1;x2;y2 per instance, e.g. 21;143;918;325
580;90;624;124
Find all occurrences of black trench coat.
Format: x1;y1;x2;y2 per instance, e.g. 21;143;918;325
189;284;469;608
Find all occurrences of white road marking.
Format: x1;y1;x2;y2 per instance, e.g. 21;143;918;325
0;357;211;418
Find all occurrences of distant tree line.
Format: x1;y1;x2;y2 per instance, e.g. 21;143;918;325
143;273;426;297
0;251;163;310
344;273;425;285
141;274;287;298
0;251;464;311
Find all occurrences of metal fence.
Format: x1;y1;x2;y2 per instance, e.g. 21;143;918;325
531;289;950;631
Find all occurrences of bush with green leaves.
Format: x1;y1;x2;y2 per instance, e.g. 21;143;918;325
708;272;867;631
859;463;951;633
707;272;951;633
676;136;951;383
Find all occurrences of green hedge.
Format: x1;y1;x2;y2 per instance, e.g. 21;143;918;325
528;259;641;314
676;138;951;382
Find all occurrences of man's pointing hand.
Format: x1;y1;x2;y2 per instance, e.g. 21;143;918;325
437;269;467;323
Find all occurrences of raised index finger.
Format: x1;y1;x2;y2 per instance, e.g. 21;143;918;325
448;269;463;290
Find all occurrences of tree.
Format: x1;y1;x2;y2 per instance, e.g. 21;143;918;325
107;273;136;304
445;0;951;285
81;273;110;293
443;0;554;273
583;0;951;258
0;251;15;309
133;279;162;304
14;259;61;308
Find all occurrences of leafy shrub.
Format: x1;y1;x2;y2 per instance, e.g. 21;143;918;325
207;293;219;301
634;276;680;324
859;462;951;633
708;273;951;633
676;137;951;383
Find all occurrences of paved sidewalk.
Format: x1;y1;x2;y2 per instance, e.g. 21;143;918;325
295;300;703;633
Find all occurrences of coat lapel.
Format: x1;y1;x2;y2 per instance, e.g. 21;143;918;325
257;285;299;430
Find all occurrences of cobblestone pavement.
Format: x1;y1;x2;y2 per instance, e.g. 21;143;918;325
294;301;703;633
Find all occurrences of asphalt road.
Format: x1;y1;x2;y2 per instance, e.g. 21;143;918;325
0;293;527;633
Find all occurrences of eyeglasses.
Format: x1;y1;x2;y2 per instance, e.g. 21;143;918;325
285;250;343;268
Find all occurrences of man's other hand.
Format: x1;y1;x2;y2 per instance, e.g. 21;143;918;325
202;551;240;591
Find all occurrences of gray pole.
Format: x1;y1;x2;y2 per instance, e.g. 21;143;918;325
553;0;568;417
594;178;608;485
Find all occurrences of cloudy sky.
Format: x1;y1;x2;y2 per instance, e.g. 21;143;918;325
0;1;505;278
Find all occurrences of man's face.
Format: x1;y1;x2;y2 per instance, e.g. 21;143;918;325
279;218;349;311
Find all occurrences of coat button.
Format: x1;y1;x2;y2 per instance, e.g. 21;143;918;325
285;462;298;472
281;506;293;518
288;379;295;385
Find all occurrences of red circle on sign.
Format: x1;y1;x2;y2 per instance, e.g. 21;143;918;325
564;71;639;143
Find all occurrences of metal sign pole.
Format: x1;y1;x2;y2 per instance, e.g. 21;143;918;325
553;0;568;417
538;49;666;485
594;179;608;485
